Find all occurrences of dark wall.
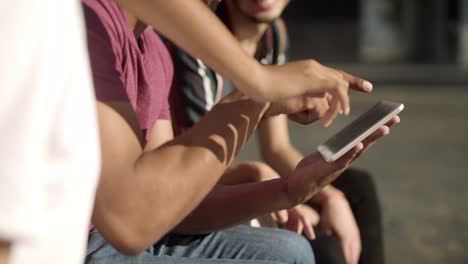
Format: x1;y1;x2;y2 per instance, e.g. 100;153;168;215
283;0;459;20
281;0;460;63
283;0;358;19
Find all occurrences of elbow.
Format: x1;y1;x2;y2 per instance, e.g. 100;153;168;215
112;232;163;256
92;202;169;256
111;232;149;256
94;218;167;256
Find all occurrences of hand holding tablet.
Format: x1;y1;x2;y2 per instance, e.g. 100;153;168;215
318;101;404;162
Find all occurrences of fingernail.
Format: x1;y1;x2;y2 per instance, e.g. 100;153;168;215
363;81;373;92
345;107;350;116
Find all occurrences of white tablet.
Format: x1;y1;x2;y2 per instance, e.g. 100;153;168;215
317;100;404;162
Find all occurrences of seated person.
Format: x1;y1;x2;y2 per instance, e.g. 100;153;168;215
170;1;384;263
83;0;398;263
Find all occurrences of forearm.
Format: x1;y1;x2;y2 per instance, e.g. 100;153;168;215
94;93;269;254
0;242;10;264
116;0;268;101
262;144;303;178
174;180;290;234
258;116;304;178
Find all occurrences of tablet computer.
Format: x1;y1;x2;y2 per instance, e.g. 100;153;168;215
317;100;404;162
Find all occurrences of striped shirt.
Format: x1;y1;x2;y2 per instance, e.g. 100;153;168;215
169;7;289;134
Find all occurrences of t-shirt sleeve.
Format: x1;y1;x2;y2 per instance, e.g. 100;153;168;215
83;4;128;102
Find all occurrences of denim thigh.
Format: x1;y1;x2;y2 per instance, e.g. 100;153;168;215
86;225;315;264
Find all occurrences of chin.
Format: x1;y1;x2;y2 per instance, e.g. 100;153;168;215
251;14;281;23
250;14;280;23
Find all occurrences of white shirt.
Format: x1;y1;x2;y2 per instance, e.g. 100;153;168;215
0;1;100;263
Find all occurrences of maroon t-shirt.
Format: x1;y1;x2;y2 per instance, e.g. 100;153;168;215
83;0;173;140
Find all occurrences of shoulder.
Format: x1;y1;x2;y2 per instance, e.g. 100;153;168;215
82;0;127;45
83;0;129;101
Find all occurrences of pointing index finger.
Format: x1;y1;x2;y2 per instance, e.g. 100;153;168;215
339;70;373;93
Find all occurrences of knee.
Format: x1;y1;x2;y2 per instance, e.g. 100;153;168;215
224;226;315;264
273;230;316;264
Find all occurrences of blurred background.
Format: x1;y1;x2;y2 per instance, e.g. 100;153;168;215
237;0;468;263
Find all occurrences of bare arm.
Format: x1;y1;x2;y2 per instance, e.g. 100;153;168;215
93;91;269;255
258;115;303;177
0;242;10;264
114;0;373;120
174;179;289;235
174;161;287;234
115;0;265;100
143;120;174;152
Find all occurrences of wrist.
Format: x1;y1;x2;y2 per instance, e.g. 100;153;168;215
244;63;273;102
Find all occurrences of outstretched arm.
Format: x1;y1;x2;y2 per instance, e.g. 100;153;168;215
115;0;373;122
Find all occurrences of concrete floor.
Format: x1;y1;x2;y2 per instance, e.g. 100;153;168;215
236;86;468;264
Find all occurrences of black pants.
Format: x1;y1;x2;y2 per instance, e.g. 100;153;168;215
309;168;384;264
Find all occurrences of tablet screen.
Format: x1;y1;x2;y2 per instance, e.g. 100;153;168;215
319;101;403;161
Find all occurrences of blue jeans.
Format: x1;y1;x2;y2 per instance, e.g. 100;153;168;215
86;225;315;264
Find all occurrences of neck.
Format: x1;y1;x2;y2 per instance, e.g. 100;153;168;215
225;3;269;56
124;10;147;39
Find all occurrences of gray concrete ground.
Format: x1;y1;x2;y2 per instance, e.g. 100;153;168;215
236;86;468;264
